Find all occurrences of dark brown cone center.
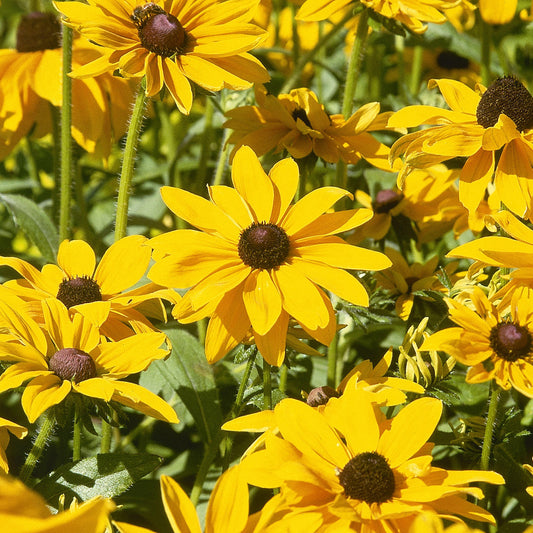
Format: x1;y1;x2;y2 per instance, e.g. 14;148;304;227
48;348;96;382
56;276;102;309
16;12;61;53
338;451;396;503
489;322;532;362
133;4;188;57
306;386;340;407
476;76;533;132
372;189;404;214
436;50;470;70
238;222;291;270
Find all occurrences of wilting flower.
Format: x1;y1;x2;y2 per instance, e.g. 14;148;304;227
0;298;178;423
0;417;27;473
224;85;396;169
55;0;270;114
0;236;177;340
389;77;533;220
296;0;461;34
421;287;533;397
0;475;114;533
479;0;517;25
0;12;134;161
148;145;391;366
230;390;503;530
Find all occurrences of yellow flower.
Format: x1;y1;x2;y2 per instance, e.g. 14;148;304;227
0;298;178;423
0;236;177;341
479;0;517;25
0;417;27;473
147;145;391;366
224;85;396;169
55;0;270;114
0;13;134;161
114;465;279;533
296;0;460;33
234;390;503;529
421;287;533;396
409;513;485;533
444;0;476;32
389;77;533;220
0;475;114;533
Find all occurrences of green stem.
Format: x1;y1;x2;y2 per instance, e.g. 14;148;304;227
19;412;56;483
263;359;272;411
327;326;339;388
279;363;288;394
481;19;493;87
189;432;223;506
480;382;500;471
409;44;424;96
213;129;231;186
280;9;354;93
59;25;73;242
73;403;82;462
291;2;300;67
100;419;112;454
196;97;215;185
114;84;147;241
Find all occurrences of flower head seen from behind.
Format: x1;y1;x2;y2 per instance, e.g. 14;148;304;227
0;298;178;424
389;77;533;220
55;0;270;114
148;145;391;366
234;390;503;530
224;85;396;170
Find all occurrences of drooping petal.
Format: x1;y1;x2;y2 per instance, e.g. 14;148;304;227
243;269;282;336
22;375;71;423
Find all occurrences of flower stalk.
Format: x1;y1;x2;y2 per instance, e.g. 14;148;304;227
480;382;501;471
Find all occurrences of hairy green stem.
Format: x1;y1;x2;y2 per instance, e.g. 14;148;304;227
263;360;272;411
197;97;215;185
73;403;82;461
100;419;112;454
409;44;424;96
213;129;231;186
19;412;56;483
481;19;492;87
59;25;73;242
327;327;339;388
480;382;500;471
114;85;147;241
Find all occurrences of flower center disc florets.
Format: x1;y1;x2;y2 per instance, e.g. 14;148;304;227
306;386;340;407
56;275;102;309
48;348;96;382
372;189;404;214
238;222;291;270
476;76;533;132
132;3;188;57
489;321;532;362
436;50;470;70
292;107;312;128
338;451;396;504
16;12;61;53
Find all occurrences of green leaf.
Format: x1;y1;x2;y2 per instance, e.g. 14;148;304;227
34;452;162;507
142;325;222;445
0;193;59;262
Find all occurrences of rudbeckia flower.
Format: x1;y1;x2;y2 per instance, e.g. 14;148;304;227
55;0;270;114
0;417;27;473
224;85;396;169
421;287;533;397
388;77;533;220
0;298;178;424
0;475;114;533
0;12;134;161
231;390;503;530
0;236;178;341
147;145;391;366
296;0;460;33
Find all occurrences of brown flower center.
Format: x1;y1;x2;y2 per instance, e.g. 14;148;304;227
372;189;404;214
306;386;340;407
436;50;470;70
476;76;533;132
48;348;96;382
292;107;312;128
56;276;102;309
489;321;532;362
132;3;188;58
16;12;61;53
338;452;396;503
238;222;291;270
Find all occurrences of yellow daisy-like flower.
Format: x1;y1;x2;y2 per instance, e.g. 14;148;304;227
147;145;391;366
0;236;177;341
0;417;27;473
388;77;533;220
0;298;178;424
479;0;517;25
55;0;270;114
224;85;396;169
0;12;134;161
0;475;114;533
421;287;533;396
232;390;503;530
296;0;460;33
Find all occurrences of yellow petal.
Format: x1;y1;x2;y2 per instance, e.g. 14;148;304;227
243;269;282;336
160;475;201;533
163;58;193;114
254;311;290;366
268;157;299;223
428;78;480;114
22;375;71;423
57;239;96;277
208;185;253;229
